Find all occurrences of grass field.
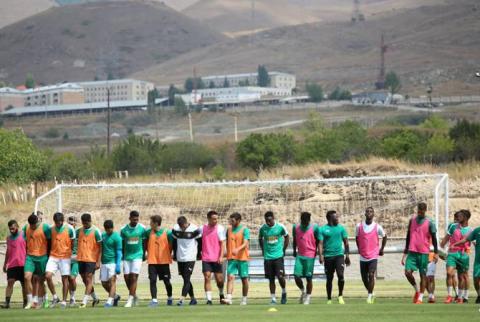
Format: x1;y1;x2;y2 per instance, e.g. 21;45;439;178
0;281;478;321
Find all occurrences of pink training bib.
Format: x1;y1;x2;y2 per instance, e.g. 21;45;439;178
6;233;26;269
202;224;221;262
408;216;431;254
357;223;379;260
295;225;317;258
448;225;471;253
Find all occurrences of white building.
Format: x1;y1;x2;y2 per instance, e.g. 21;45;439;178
201;71;296;91
178;86;292;106
78;79;155;103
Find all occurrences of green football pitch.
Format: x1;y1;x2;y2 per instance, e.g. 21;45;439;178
0;281;478;321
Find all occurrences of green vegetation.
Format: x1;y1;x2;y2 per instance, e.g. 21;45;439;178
306;82;324;102
385;71;402;95
184;77;206;93
257;65;270;87
25;73;35;89
328;87;352;100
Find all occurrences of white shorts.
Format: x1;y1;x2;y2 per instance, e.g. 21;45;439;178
100;263;117;282
46;257;71;276
123;259;142;275
426;262;436;277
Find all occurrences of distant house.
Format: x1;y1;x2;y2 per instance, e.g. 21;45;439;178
352;91;392;105
201;72;296;92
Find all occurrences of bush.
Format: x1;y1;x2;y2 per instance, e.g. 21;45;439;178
111;135;163;175
84;145;114;179
44;127;60;138
306;82;323;103
378;129;426;162
160;142;215;172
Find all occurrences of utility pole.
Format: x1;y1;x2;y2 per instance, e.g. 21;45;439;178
107;86;111;156
234;115;238;142
375;33;388;90
188;112;194;142
250;0;256;46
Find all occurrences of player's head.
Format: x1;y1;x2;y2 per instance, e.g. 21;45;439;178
53;212;64;228
207;210;218;226
417;202;427;217
28;213;39;229
365;207;374;222
129;210;140;227
229;212;242;227
300;211;311;226
150;215;162;230
81;213;92;229
7;220;19;235
326;210;338;225
264;211;275;227
67;216;77;228
454;210;467;225
177;216;188;230
460;209;471;222
103;219;114;234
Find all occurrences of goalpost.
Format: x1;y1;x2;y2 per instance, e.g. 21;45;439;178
34;174;449;244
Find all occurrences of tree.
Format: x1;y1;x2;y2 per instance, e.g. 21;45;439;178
236;133;298;174
168;84;180;106
385;71;401;95
49;153;90;181
223;77;230;88
25;73;35;89
0;129;46;183
379;129;425;162
424;133;455;164
147;88;160;113
84;145;113;179
174;97;188;115
111;135;163;175
209;81;216;89
449;119;480;161
0;81;6;88
306;82;324;103
421;115;449;130
184;77;205;93
257;65;270;87
107;72;115;80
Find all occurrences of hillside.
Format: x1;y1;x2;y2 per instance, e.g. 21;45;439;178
183;0;443;36
0;0;225;85
0;0;55;29
135;0;480;95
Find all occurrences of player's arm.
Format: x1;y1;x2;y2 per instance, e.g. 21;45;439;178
143;231;149;259
258;229;264;257
440;234;449;249
44;224;52;256
343;237;350;266
355;224;360;252
452;236;469;247
69;226;75;254
282;225;289;255
115;237;123;274
292;226;297;258
95;229;102;270
196;228;202;261
318;239;324;264
402;219;412;265
380;234;387;256
2;238;8;273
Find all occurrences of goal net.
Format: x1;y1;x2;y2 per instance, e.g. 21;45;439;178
35;174;449;242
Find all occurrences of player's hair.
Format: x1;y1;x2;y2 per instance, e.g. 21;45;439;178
418;202;427;211
53;212;64;222
67;216;77;223
7;219;18;227
264;211;274;220
300;211;311;225
326;210;337;221
366;206;374;212
129;210;140;217
81;213;92;223
207;210;218;218
150;215;162;225
177;216;187;226
230;212;242;221
28;213;38;225
460;209;471;219
104;220;114;229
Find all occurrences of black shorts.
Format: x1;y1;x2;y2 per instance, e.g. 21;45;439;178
360;259;378;274
148;264;171;280
7;266;24;282
324;255;345;277
264;258;285;279
202;261;223;273
78;262;96;275
178;261;195;277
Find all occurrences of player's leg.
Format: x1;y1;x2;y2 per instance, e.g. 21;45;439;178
324;257;335;303
276;258;287;304
264;259;277;304
45;257;59;306
1;278;15;308
458;253;470;303
365;260;377;303
226;260;237;304
68;261;78;306
335;256;346;304
474;277;480;303
213;265;225;303
404;253;420;302
103;265;117;309
445;262;456;303
20;276;27;308
161;265;173;305
59;259;71;306
417;253;429;303
23;268;34;309
360;261;369;292
203;262;213;304
426;260;436;303
32;275;40;307
293;256;305;303
148;264;159;306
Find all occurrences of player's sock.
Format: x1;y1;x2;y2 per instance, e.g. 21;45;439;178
418;293;424;302
226;294;232;300
455;287;459;296
413;284;419;292
33;296;39;304
428;293;434;299
5;297;11;305
458;289;464;299
219;287;224;297
70;291;76;300
27;294;33;304
151;298;158;303
463;290;468;299
107;297;114;305
305;294;311;301
447;286;453;296
82;295;90;305
91;292;98;301
271;294;276;301
281;288;286;295
53;294;59;301
242;296;247;303
206;291;212;301
368;293;373;300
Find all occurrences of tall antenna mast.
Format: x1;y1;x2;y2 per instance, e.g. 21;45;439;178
250;0;256;46
351;0;365;23
375;33;388;90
